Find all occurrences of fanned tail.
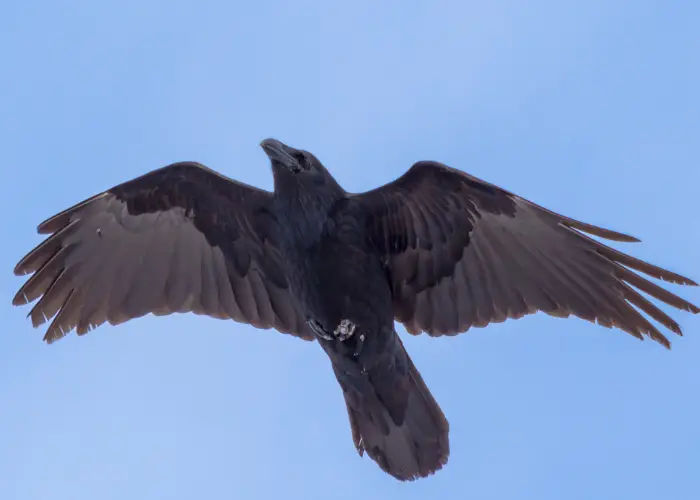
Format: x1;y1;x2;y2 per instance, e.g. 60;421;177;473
334;333;449;481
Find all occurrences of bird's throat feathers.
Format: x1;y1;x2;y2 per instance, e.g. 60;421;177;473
273;176;345;242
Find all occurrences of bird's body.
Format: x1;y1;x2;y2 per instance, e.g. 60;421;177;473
12;138;698;481
268;174;380;358
271;178;449;477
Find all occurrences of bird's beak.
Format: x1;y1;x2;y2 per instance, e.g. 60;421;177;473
260;138;301;173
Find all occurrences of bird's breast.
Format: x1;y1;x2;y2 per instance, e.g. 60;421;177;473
284;229;393;330
272;199;394;331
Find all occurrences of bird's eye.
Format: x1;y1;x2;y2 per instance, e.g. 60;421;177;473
293;152;306;164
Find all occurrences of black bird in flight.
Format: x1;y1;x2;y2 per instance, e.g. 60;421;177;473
13;138;698;481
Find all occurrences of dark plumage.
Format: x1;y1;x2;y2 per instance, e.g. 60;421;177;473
13;138;698;481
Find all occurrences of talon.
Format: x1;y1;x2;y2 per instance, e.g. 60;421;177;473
334;319;356;341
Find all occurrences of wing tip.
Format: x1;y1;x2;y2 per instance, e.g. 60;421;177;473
13;264;30;277
43;331;63;344
618;234;641;243
656;272;699;288
579;225;640;243
36;192;109;235
12;291;29;306
653;333;672;350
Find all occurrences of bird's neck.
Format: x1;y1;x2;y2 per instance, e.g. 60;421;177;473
274;187;343;245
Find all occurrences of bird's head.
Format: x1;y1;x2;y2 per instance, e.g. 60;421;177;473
261;138;342;196
261;138;322;174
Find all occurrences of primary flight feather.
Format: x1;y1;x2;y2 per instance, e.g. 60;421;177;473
13;138;698;481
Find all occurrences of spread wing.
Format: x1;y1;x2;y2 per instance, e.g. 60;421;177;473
13;162;313;343
354;161;698;348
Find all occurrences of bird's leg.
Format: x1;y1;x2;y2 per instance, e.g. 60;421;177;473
308;318;359;342
307;319;335;340
308;318;366;357
335;319;368;359
353;332;366;359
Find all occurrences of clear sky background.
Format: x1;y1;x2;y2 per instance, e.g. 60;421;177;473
1;1;699;499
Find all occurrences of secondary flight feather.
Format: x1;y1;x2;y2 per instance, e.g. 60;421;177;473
13;139;698;481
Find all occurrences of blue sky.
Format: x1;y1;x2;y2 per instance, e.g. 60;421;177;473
2;1;699;499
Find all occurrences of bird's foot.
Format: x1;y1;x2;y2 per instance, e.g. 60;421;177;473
334;319;357;341
307;318;363;357
335;319;365;359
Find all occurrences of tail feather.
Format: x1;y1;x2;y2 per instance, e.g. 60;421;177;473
337;336;449;481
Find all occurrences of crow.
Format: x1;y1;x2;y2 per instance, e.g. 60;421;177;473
12;138;698;481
